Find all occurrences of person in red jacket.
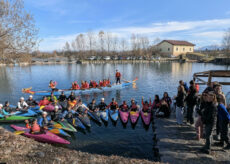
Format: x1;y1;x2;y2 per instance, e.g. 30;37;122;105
25;119;41;134
115;70;121;84
38;97;50;106
99;80;103;87
72;81;80;90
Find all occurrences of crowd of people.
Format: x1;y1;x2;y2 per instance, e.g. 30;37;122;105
174;80;230;154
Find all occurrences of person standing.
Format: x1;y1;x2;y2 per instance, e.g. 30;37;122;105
185;80;198;125
201;91;217;154
175;86;186;125
115;70;121;84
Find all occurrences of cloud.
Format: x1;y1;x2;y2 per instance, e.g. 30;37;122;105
39;18;230;51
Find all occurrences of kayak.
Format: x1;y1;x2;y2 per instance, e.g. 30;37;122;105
130;111;140;124
15;109;37;117
109;109;119;122
11;125;70;144
119;110;129;124
70;117;86;130
100;109;109;122
77;114;91;127
48;128;71;137
22;78;138;96
0;116;33;123
140;110;151;126
58;119;77;132
43;104;55;112
88;111;102;123
30;106;42;114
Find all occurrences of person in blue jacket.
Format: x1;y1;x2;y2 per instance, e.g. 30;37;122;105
215;103;230;149
38;111;52;129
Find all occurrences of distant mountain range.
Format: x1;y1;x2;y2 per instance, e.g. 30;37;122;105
196;45;224;51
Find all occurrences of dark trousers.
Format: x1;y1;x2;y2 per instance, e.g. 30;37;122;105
116;77;120;84
204;124;214;149
216;117;220;136
187;105;195;124
220;119;229;144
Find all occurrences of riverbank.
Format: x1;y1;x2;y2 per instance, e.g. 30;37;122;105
155;113;230;164
0;127;160;164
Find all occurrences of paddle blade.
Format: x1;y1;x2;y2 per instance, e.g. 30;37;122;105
14;130;25;135
72;118;75;125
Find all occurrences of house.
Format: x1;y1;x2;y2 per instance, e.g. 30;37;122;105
157;40;195;56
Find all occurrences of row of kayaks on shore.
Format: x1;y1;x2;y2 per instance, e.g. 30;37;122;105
8;109;152;145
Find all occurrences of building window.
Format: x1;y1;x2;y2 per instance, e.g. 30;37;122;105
183;48;185;51
168;48;170;51
190;48;192;51
176;47;178;51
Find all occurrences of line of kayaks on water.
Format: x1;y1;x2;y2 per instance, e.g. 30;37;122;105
22;78;138;96
6;105;152;145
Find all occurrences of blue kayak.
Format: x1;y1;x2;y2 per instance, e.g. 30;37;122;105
88;111;102;123
109;109;119;122
22;78;137;96
100;109;109;122
70;117;86;130
77;114;91;128
15;109;37;117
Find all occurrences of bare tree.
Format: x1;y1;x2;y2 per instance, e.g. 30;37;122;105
105;32;112;52
0;0;39;62
121;38;127;52
87;30;95;54
98;31;105;52
111;34;118;52
222;28;230;56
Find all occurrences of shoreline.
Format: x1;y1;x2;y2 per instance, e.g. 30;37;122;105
0;126;159;164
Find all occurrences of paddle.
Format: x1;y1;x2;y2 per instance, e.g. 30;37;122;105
14;130;25;135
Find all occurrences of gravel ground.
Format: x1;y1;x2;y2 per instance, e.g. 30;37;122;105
0;127;160;164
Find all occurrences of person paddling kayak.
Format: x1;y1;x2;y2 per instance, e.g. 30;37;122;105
38;112;52;130
17;97;29;112
130;99;139;112
61;106;76;121
49;80;58;91
108;98;119;111
50;106;62;122
97;98;107;111
120;101;129;112
142;97;151;113
26;95;38;106
25;119;41;134
72;81;80;90
38;96;50;106
88;99;99;112
115;70;121;84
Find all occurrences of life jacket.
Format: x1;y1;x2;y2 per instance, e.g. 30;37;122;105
116;72;121;78
39;100;50;106
106;80;110;85
120;104;128;111
26;123;31;129
92;81;97;88
102;81;107;87
68;100;77;108
72;83;80;90
49;82;56;89
195;84;200;93
85;82;89;89
110;102;118;110
31;123;40;132
143;104;150;112
81;83;86;89
99;81;103;87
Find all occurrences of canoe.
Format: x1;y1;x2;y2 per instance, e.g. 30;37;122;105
48;128;71;137
140;110;151;126
22;78;138;96
11;125;70;144
100;109;109;122
88;111;102;123
119;110;129;124
77;114;91;127
70;117;86;130
109;109;119;122
0;116;33;123
130;111;140;124
58;119;77;132
15;109;37;117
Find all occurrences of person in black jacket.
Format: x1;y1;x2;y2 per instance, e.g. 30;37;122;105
185;80;198;125
201;91;217;154
175;85;186;125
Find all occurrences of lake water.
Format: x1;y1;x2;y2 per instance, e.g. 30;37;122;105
0;62;230;161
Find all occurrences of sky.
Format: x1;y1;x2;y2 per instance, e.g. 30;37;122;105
23;0;230;51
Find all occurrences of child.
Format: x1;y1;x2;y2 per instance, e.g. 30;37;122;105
25;119;41;134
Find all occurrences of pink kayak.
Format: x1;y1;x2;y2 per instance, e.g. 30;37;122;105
11;125;70;144
43;104;55;112
130;111;139;124
119;110;129;124
140;110;151;126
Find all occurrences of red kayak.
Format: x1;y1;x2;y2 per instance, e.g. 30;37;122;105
119;110;129;124
11;125;70;144
129;111;139;124
140;110;151;126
